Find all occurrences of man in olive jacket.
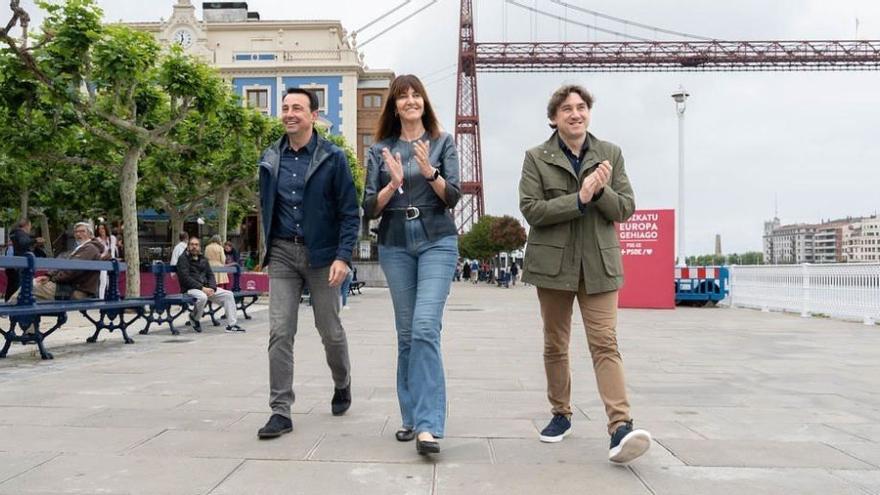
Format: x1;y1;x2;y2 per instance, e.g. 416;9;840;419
519;84;651;464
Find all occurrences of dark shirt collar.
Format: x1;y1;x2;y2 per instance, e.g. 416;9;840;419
557;133;589;161
283;130;318;154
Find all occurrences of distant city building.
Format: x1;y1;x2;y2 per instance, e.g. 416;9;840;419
763;215;879;264
843;216;880;263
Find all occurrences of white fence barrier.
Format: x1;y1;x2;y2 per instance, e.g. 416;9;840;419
728;264;880;325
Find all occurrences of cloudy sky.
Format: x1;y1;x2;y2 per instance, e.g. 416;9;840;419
15;0;880;256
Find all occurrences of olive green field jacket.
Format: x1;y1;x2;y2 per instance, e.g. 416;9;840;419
518;131;635;293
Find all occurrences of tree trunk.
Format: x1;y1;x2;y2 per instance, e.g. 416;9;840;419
38;214;53;257
19;190;29;219
120;145;144;297
218;186;231;243
168;207;184;242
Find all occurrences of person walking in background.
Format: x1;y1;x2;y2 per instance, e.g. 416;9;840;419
470;259;479;284
170;231;188;266
95;223;118;299
363;74;461;456
462;259;471;282
205;235;229;289
519;84;650;464
510;261;519;287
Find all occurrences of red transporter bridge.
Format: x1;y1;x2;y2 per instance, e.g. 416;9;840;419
452;0;880;231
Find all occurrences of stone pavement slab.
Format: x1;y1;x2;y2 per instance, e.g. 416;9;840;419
128;428;323;461
633;466;869;495
1;284;879;494
0;452;57;485
832;470;880;495
0;454;240;495
658;438;875;469
210;460;434;495
435;464;651;495
0;425;164;455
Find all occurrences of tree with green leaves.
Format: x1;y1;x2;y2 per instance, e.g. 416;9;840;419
459;215;500;261
2;0;228;295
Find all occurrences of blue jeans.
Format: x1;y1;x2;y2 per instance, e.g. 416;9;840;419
379;223;458;438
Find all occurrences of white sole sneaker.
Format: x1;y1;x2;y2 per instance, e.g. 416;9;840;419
539;428;571;443
609;429;652;464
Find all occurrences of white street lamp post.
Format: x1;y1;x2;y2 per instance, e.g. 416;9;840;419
671;86;690;266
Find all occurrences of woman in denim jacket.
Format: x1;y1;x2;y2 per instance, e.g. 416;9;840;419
363;74;461;456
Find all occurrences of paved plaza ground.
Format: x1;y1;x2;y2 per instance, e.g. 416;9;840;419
1;282;879;494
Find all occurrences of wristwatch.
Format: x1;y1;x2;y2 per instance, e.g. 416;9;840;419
425;167;441;182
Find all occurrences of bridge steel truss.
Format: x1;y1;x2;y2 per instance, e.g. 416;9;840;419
453;0;880;231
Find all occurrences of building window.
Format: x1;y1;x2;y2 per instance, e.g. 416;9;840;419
361;134;374;160
363;94;383;108
300;84;328;113
245;88;270;115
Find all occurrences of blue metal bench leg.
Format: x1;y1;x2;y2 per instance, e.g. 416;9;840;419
139;317;153;335
29;321;53;360
207;302;221;327
238;296;257;320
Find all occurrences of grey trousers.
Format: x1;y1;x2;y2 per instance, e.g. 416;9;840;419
267;239;351;418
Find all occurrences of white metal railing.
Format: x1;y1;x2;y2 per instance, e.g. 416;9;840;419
728;263;880;325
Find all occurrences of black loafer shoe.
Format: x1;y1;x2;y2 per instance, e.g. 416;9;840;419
331;385;352;416
416;438;440;455
257;414;293;439
395;428;415;442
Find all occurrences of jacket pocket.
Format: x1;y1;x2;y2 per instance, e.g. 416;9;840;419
600;246;623;277
543;174;572;199
528;222;571;248
525;243;564;276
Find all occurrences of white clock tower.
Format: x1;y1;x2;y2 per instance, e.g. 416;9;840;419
161;0;210;59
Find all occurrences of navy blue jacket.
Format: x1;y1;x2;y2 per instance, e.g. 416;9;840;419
259;132;360;268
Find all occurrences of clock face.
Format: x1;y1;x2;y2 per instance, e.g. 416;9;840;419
172;29;194;48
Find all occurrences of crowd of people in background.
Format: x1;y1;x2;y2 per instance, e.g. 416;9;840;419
455;257;521;288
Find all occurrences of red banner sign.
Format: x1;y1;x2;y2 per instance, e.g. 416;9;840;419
617;209;675;309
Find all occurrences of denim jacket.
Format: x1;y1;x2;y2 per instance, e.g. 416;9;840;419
363;132;461;246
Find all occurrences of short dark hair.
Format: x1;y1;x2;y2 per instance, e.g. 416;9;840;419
283;87;319;113
178;231;189;242
547;84;594;129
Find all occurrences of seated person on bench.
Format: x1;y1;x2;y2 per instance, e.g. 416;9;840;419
8;221;103;304
176;235;245;333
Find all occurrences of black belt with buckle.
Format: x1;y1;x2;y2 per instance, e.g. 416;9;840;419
385;206;446;221
276;235;306;244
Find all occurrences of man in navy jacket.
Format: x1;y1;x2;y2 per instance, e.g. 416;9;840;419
257;87;360;439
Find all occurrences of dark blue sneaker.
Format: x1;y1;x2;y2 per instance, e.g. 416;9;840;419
539;414;572;443
609;421;651;464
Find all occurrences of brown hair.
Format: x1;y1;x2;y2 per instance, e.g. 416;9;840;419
374;74;441;141
547;84;594;129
